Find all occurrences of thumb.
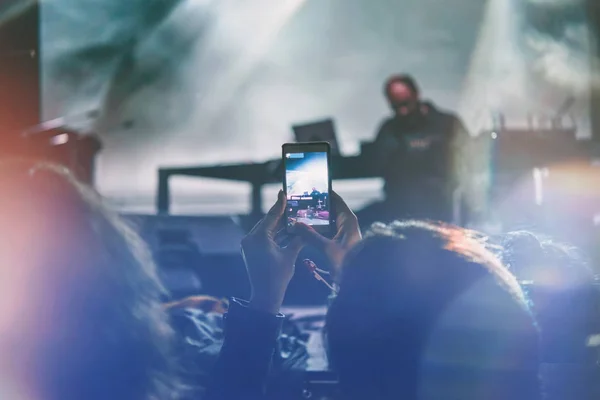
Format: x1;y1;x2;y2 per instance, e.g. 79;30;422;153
293;223;329;250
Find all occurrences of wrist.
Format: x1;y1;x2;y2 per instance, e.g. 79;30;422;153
248;292;285;315
330;261;344;284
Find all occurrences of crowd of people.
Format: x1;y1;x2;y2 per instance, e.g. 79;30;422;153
0;157;598;400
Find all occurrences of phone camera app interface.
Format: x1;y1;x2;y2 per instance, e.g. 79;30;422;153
285;151;329;227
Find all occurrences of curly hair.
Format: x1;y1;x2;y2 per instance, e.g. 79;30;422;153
326;220;540;400
500;231;600;364
0;160;180;400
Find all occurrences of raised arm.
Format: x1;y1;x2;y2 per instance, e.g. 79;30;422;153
205;191;304;400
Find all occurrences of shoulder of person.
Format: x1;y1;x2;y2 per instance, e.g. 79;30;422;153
426;102;460;123
378;116;396;130
427;104;469;136
374;117;398;141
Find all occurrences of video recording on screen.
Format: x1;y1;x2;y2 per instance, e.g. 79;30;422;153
285;151;329;227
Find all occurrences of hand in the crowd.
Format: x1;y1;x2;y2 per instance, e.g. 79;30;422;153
293;191;362;283
241;190;305;314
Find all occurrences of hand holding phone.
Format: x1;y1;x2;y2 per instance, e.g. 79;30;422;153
241;190;305;314
282;142;334;236
293;191;362;282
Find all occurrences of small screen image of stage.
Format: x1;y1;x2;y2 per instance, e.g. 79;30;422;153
285;152;329;227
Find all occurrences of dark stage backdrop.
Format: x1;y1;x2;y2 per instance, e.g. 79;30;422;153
37;0;598;215
0;1;39;138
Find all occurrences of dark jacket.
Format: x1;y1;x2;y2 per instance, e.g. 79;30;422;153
373;104;466;190
370;103;486;221
205;298;283;400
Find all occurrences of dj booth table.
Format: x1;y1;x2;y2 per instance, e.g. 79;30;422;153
157;155;380;216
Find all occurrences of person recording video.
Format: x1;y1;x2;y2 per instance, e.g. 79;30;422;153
360;74;480;226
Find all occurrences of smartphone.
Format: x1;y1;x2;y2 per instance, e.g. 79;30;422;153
282;142;333;235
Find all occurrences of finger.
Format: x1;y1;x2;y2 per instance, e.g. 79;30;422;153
331;191;356;220
292;223;330;250
247;216;265;236
274;229;294;247
261;190;286;232
331;190;359;225
274;226;287;242
284;235;305;259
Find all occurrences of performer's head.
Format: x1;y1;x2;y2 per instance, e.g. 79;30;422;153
383;74;421;117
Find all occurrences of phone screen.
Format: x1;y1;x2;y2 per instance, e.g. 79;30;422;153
283;144;331;231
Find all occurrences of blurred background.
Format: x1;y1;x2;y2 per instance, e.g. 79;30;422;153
31;0;598;214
